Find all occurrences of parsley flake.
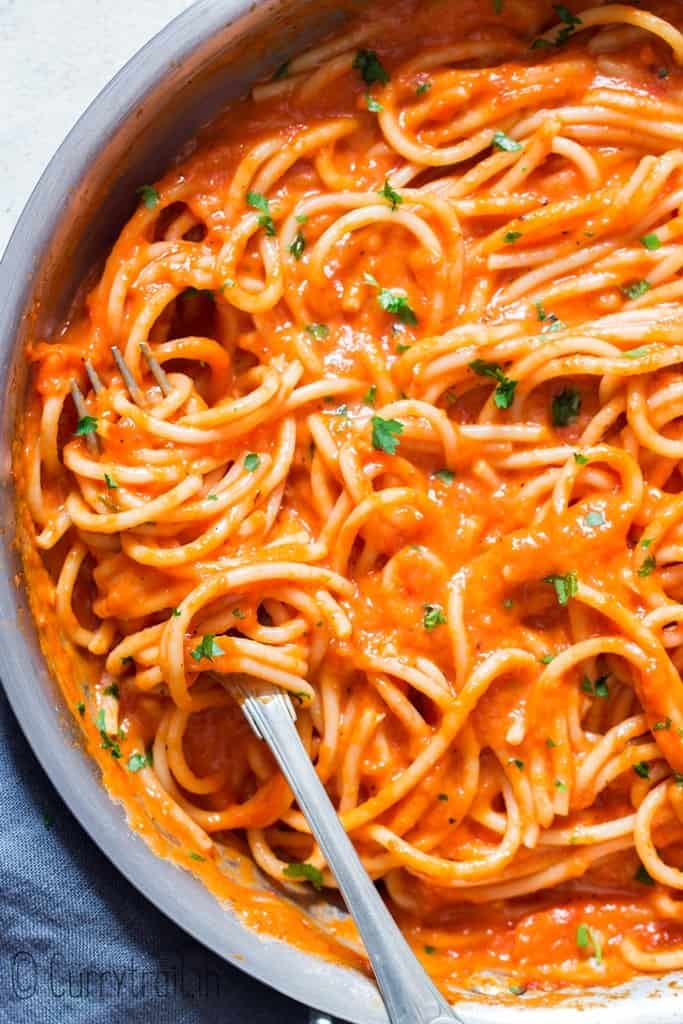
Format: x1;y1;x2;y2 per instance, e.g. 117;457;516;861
641;233;662;251
137;185;160;209
289;231;305;260
363;384;377;406
552;387;581;427
638;554;656;577
621;279;650;300
127;751;150;773
371;415;403;454
544;571;578;605
469;359;517;409
423;603;447;630
353;49;389;86
244;453;260;472
492;131;522;153
633;761;650;779
306;323;329;339
379;179;402;210
190;634;224;662
283;861;324;890
503;231;522;243
75;415;98;436
247;191;276;236
584;510;605;528
434;469;455;484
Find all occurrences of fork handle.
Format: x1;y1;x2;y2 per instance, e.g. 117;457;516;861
246;695;463;1024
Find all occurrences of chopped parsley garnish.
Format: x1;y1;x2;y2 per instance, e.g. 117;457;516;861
621;279;650;300
574;452;589;464
136;184;160;209
423;603;447;630
289;231;305;260
246;191;276;236
437;793;449;802
633;761;650;779
416;80;432;95
584;510;605;528
233;607;246;620
353;49;389;85
581;674;609;698
540;654;555;664
378;179;402;210
551;387;581;427
641;233;662;251
653;717;671;731
365;93;384;113
171;607;181;617
363;384;377;406
295;213;308;224
546;737;558;747
658;66;669;79
634;863;655;885
494;0;504;12
306;322;329;339
283;861;324;890
96;709;122;759
554;779;567;790
371;415;403;454
190;634;224;662
503;230;522;243
75;415;98;436
468;359;517;409
624;346;650;358
576;923;602;964
640;537;653;548
273;60;290;80
103;474;118;490
244;453;260;472
434;468;455;483
424;945;437;954
492;130;522;153
535;301;548;321
363;274;418;324
509;758;525;771
127;751;150;773
638;554;656;577
509;984;526;995
76;701;85;716
544;570;578;605
674;772;683;786
503;597;514;608
222;278;236;290
103;682;119;699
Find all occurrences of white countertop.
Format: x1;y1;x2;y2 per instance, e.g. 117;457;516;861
0;0;194;255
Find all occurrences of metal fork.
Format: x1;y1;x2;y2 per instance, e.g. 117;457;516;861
70;342;172;449
230;680;463;1024
75;345;462;1023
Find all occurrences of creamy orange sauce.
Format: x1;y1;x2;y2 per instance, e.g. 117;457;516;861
16;0;683;1003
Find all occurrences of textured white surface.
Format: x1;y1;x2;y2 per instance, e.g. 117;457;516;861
0;0;194;255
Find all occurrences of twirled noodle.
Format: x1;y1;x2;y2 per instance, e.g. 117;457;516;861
18;0;683;999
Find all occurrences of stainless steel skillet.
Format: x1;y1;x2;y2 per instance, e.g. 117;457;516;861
0;1;681;1020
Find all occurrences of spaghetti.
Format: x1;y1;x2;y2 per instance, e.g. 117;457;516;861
17;0;683;998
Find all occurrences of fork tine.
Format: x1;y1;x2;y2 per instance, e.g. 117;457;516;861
70;381;100;454
84;360;104;393
139;342;172;396
111;345;147;406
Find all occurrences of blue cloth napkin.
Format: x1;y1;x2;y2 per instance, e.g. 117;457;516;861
0;687;310;1024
